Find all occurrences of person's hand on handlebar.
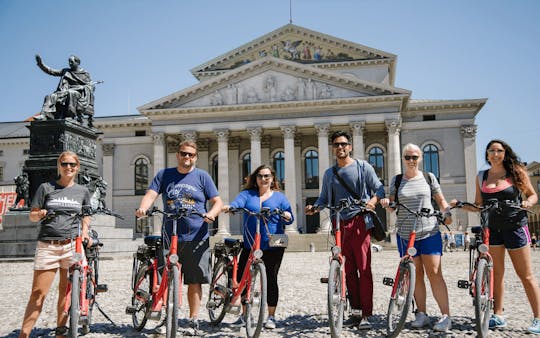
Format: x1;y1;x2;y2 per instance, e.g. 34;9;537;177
135;207;148;219
305;204;319;215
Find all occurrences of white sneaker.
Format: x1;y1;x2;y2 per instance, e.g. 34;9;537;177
357;317;372;330
433;315;452;332
265;316;276;329
411;312;430;328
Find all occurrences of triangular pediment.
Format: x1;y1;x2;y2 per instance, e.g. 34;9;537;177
139;57;409;112
191;23;396;82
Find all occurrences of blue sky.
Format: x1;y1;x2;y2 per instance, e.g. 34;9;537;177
1;0;539;166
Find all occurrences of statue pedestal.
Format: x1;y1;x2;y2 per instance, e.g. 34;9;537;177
0;210;39;257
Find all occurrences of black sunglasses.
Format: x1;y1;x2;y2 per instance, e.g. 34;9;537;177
332;142;350;148
179;151;196;158
60;162;78;168
257;174;272;179
404;155;419;161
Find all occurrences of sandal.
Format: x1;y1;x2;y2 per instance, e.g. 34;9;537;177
54;326;68;337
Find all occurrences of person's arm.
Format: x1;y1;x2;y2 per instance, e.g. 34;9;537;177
518;166;538;208
29;207;47;222
380;175;397;210
81;215;92;245
434;192;452;225
35;54;62;76
363;161;384;210
136;189;159;218
305;171;329;215
204;196;223;223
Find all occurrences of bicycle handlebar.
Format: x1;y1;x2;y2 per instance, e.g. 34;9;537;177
227;207;286;218
312;198;370;213
454;199;534;214
146;206;206;219
45;206;124;220
389;201;445;223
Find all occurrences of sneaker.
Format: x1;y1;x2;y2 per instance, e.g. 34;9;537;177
265;316;276;329
343;315;361;327
184;318;200;336
231;316;245;327
358;317;372;330
489;314;507;329
411;312;430;329
433;315;452;332
528;318;540;334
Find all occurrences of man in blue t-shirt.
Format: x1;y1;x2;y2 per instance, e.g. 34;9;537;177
136;140;223;333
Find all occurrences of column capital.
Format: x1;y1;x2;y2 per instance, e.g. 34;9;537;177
152;133;165;145
314;123;330;137
294;134;302;147
214;129;230;141
349;121;366;135
246;127;263;141
460;124;477;138
102;143;115;156
280;125;296;139
229;136;241;150
197;138;209;151
181;131;198;142
385;119;402;134
261;135;271;148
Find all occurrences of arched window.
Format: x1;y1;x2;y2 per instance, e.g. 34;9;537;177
242;153;251;185
211;155;219;186
134;158;148;195
423;144;440;179
304;150;319;189
273;151;285;188
368;147;385;183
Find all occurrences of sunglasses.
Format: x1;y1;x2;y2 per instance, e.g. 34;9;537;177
404;155;419;161
179;151;196;158
487;149;504;154
332;142;350;148
257;174;272;179
60;162;78;168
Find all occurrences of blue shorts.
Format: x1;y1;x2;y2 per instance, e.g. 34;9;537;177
397;232;442;257
490;225;530;250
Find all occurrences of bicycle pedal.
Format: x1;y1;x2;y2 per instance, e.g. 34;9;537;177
125;306;137;314
457;280;470;289
96;284;108;292
383;277;394;286
320;277;328;284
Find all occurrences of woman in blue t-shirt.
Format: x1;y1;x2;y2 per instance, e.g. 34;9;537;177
224;164;294;329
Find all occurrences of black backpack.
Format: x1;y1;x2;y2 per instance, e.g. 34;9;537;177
394;172;439;211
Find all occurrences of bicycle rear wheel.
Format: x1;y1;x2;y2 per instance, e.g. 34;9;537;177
327;259;344;338
166;264;180;338
208;259;230;325
386;260;415;338
131;262;151;331
245;261;266;338
69;269;81;338
474;258;492;338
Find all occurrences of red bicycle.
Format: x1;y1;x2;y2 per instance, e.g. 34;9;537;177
382;202;446;338
206;207;283;338
46;206;122;337
126;206;205;338
455;198;533;338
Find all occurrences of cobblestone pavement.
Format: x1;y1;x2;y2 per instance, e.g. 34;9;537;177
2;248;540;337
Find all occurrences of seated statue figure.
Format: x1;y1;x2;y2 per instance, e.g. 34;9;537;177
35;54;96;127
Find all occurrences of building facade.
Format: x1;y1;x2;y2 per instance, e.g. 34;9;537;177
0;24;486;235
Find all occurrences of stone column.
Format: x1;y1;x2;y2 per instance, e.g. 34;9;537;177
261;135;271;165
294;135;304;233
214;129;230;235
197;138;209;173
350;121;366;160
152;133;165;234
280;126;298;233
461;125;480;227
102;143;115;210
315;123;331;233
247;127;262;170
385;119;402;180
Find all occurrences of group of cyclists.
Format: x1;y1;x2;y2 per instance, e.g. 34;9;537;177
18;132;540;337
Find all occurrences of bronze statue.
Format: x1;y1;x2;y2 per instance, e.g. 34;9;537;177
14;171;30;209
35;54;100;127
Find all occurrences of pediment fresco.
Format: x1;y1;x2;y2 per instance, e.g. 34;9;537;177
191;24;394;77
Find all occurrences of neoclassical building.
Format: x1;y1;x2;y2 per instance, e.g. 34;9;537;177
0;24;485;236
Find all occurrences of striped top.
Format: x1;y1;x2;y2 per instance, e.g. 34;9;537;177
389;171;442;240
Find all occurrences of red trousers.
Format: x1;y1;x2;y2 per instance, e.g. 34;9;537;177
341;215;373;316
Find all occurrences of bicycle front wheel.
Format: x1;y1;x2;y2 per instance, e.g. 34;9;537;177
81;266;95;335
208;259;230;325
131;262;151;331
386;260;416;338
245;261;267;338
166;264;180;338
69;269;81;338
327;259;344;338
474;258;492;338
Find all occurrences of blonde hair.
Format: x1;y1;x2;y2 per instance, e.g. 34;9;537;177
57;151;80;176
402;143;422;156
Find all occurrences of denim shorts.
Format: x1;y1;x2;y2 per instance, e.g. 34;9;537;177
397;232;442;257
490;225;530;250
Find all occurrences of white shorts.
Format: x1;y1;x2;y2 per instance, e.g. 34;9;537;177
34;240;74;270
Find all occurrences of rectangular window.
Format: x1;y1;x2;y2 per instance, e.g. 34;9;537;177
135;130;146;136
423;115;436;121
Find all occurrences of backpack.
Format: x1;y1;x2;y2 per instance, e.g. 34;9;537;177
394;171;439;211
